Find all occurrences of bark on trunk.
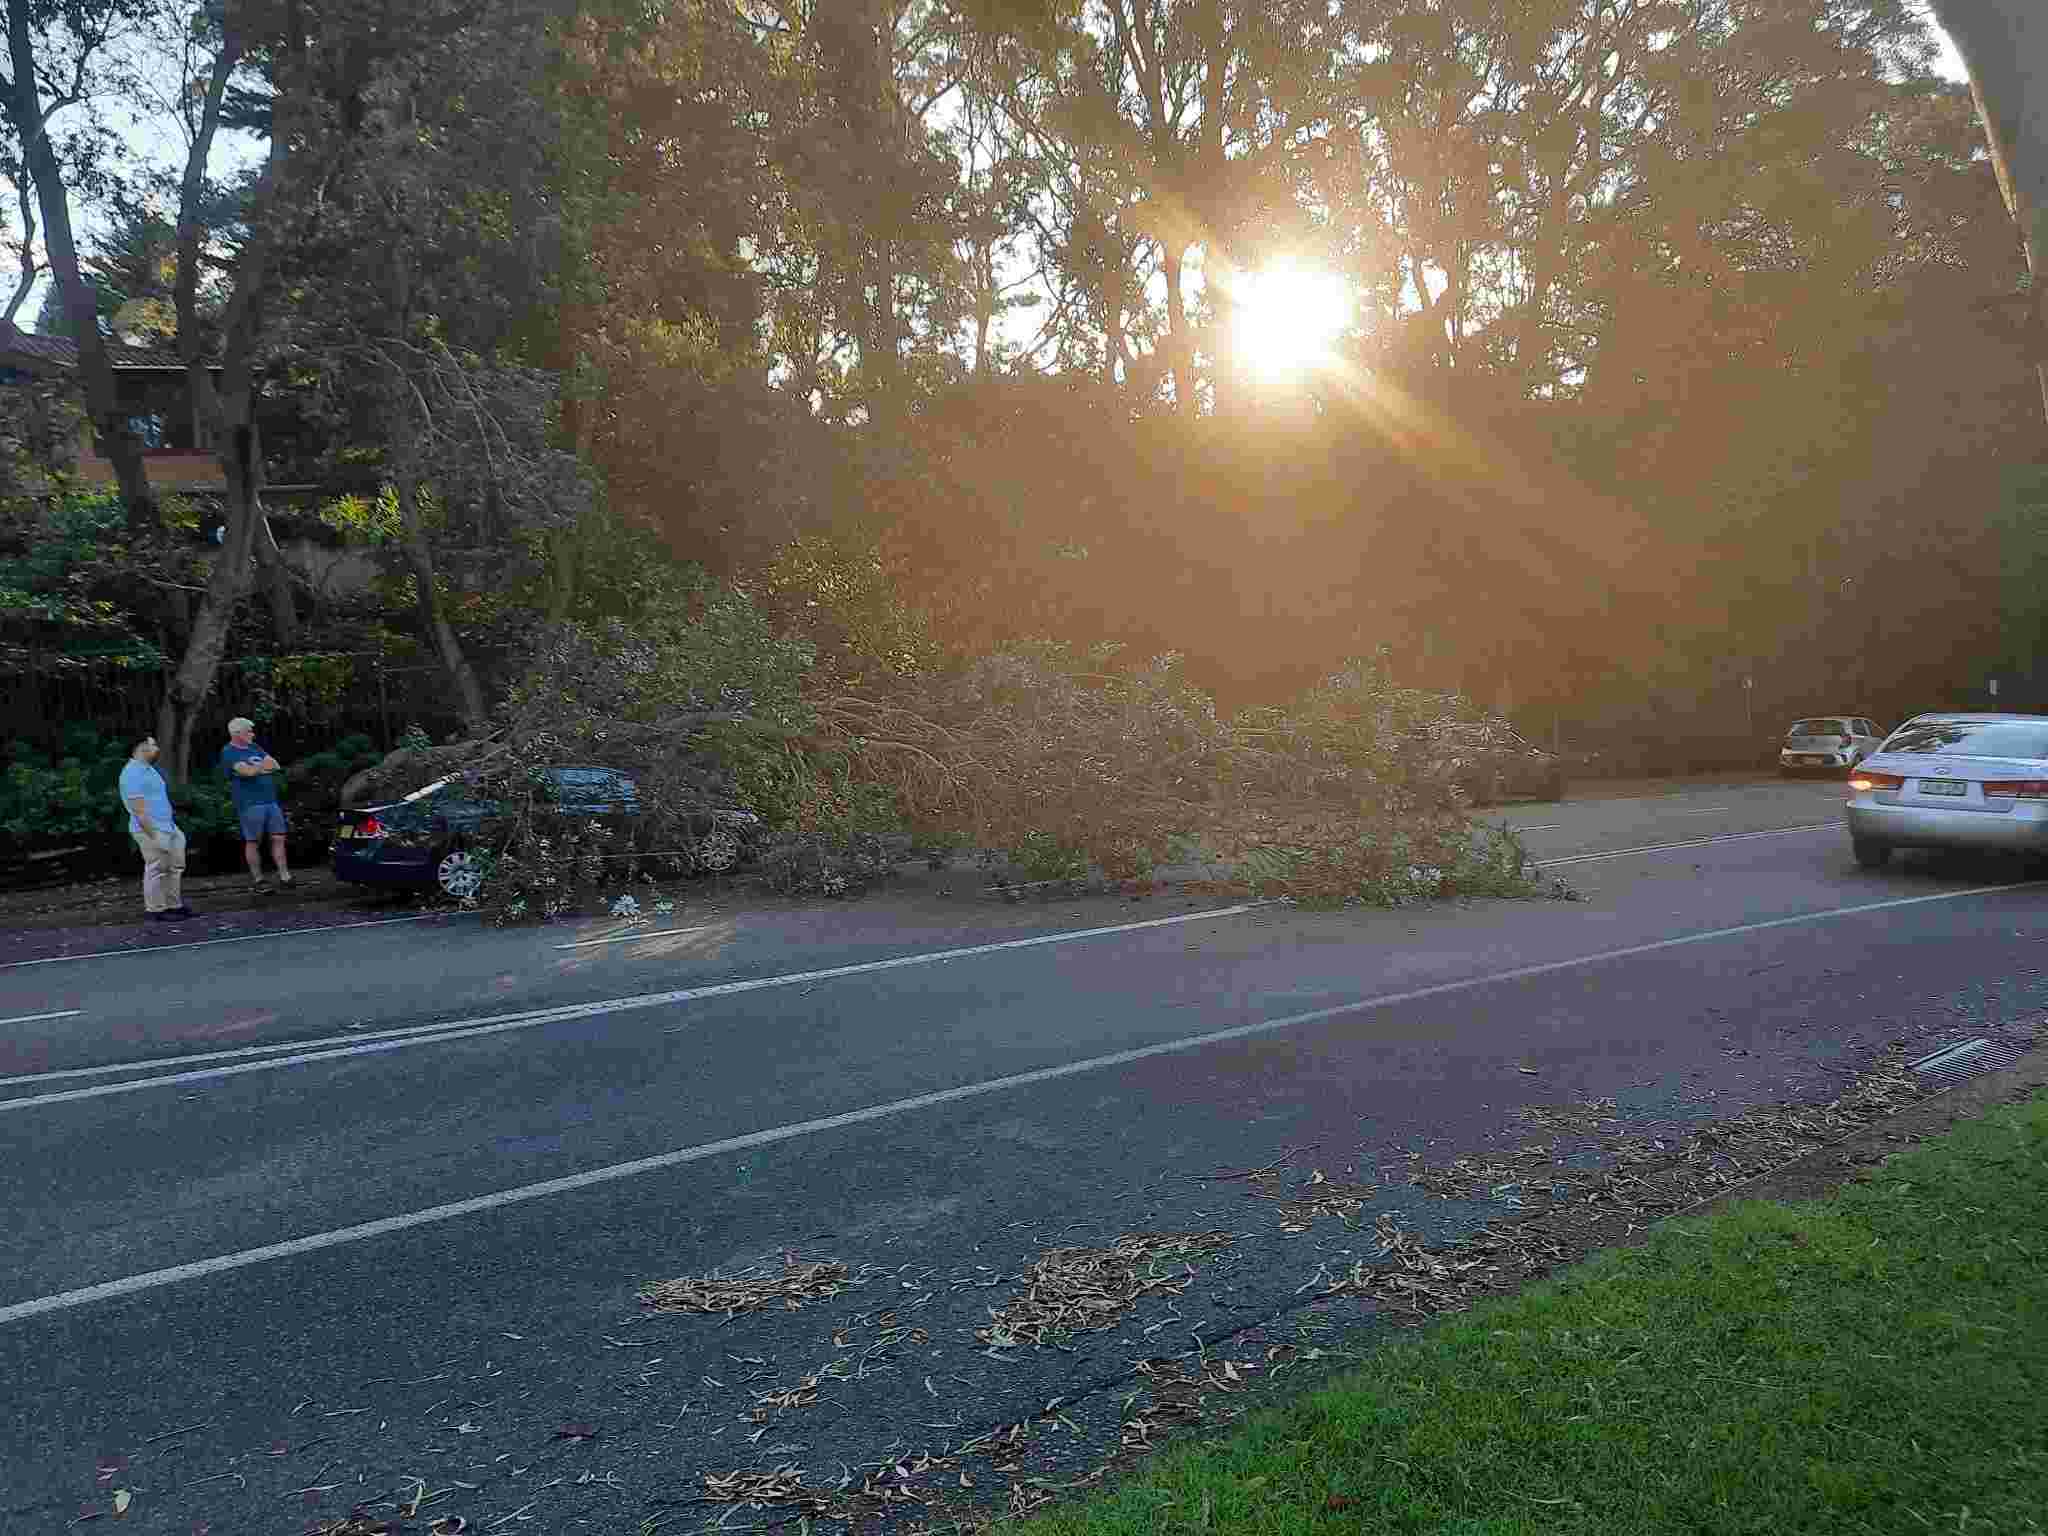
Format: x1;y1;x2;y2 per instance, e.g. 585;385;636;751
160;115;292;784
1935;0;2048;426
400;469;487;730
252;513;301;645
158;422;262;783
5;0;158;533
1162;244;1189;408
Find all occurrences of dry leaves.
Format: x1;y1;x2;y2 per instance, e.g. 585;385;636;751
1516;1097;1620;1135
1120;1354;1260;1448
747;1312;928;1425
699;1464;832;1513
1314;1057;1929;1324
1276;1170;1377;1230
640;1255;869;1317
1312;1213;1569;1320
976;1232;1235;1349
1406;1146;1567;1205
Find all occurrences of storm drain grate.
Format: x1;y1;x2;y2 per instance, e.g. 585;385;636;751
1908;1028;2046;1089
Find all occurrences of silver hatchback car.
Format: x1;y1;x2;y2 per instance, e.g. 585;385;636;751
1845;713;2048;868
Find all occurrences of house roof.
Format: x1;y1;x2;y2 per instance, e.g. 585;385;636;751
0;321;207;374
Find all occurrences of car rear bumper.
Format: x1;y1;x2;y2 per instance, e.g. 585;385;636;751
333;841;438;886
1782;750;1851;769
1845;799;2048;852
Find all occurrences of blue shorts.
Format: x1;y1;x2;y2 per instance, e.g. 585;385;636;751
238;802;288;839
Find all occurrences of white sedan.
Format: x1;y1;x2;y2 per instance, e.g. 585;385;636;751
1845;713;2048;868
1779;716;1886;776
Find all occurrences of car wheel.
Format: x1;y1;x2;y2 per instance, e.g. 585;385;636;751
437;848;486;899
1851;838;1891;871
691;825;744;875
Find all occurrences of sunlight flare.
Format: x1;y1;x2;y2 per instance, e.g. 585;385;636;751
1230;264;1351;378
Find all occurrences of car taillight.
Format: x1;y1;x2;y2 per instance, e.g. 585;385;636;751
1848;772;1903;792
1982;781;2048;800
358;815;385;837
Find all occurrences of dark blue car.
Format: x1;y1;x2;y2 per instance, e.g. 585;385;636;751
333;765;759;898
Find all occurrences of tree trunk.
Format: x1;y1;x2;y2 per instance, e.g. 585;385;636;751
400;469;487;730
158;423;261;783
159;94;295;783
252;512;301;645
1935;0;2048;426
1162;244;1189;407
4;0;158;533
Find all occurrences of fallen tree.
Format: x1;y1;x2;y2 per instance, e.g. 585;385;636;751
336;584;1547;918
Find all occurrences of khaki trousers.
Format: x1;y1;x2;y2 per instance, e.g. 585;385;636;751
132;826;187;913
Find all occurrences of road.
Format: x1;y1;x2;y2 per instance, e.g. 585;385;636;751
2;776;2044;1533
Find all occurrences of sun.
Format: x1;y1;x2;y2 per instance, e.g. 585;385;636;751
1230;264;1350;378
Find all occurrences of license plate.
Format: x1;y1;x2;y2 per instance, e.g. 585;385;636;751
1920;779;1968;797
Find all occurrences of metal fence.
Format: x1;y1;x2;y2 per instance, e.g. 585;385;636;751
2;648;518;762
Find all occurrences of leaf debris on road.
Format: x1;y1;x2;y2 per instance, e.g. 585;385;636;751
640;1256;871;1317
976;1232;1236;1350
1313;1055;1931;1325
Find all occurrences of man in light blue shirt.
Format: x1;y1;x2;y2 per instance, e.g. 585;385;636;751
118;734;191;921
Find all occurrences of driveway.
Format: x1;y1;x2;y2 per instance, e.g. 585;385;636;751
3;776;2043;1533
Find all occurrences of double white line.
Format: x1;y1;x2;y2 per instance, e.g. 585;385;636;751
0;903;1268;1110
0;877;2036;1326
1536;821;1836;868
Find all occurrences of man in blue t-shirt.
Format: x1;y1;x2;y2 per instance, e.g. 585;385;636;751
118;734;191;921
220;716;293;889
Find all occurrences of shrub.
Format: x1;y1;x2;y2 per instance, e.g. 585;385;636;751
0;730;248;876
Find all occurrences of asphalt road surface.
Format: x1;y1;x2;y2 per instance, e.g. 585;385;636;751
4;776;2045;1534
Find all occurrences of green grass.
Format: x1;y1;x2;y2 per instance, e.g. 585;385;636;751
1029;1094;2048;1536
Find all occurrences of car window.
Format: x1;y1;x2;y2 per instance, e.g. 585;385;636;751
1788;719;1848;737
546;767;637;807
1879;720;2048;760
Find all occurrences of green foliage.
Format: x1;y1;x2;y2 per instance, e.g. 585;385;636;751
758;532;942;687
0;487;125;592
0;488;165;658
319;490;404;544
0;729;240;874
530;507;748;633
501;591;813;739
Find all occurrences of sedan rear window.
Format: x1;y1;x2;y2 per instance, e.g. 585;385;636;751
1788;719;1849;737
1882;720;2048;759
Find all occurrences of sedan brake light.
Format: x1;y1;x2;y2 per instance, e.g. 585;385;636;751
1981;780;2048;800
357;815;385;837
1848;772;1903;792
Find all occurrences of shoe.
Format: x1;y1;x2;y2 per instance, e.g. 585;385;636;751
169;904;196;919
148;911;179;923
276;875;295;888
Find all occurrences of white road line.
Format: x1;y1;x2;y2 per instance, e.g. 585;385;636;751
0;912;466;970
554;926;713;950
0;1009;82;1027
0;903;1268;1106
1538;822;1837;867
1514;823;1565;832
1672;806;1732;815
1;877;2037;1326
